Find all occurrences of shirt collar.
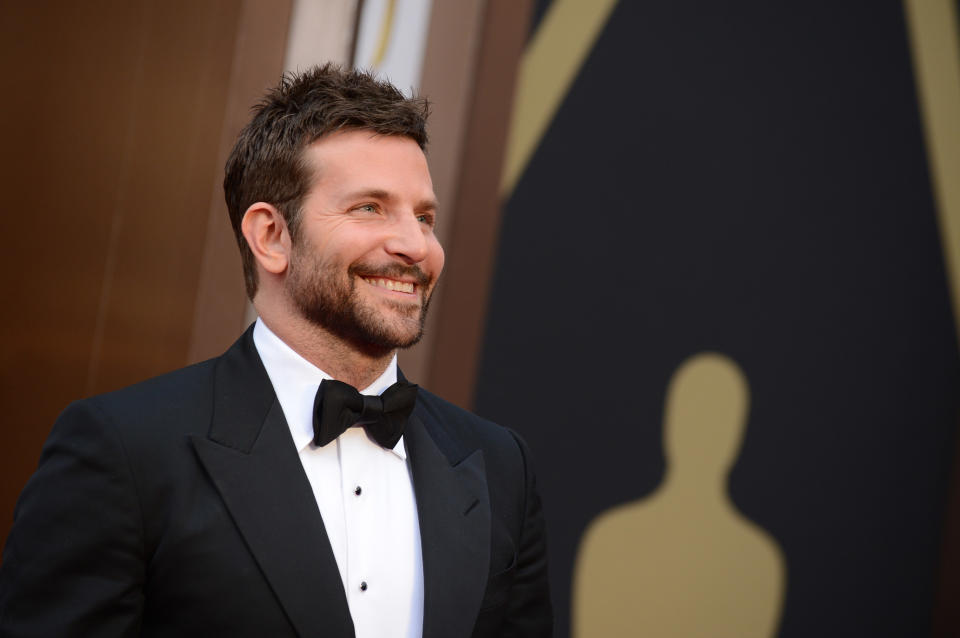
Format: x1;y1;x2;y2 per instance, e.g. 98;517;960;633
252;318;405;459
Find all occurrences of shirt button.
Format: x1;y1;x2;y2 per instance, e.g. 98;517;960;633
354;486;362;496
360;581;368;592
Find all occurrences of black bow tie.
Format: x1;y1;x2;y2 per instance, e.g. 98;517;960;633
312;378;419;449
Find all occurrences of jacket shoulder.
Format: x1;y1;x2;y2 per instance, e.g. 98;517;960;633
78;357;220;436
413;388;534;477
414;388;513;443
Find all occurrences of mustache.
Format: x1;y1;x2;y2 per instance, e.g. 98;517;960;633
349;263;431;286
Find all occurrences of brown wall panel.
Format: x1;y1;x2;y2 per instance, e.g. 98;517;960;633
0;0;290;552
86;1;242;394
425;0;533;408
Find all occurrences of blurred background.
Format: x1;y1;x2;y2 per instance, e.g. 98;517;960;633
1;1;959;636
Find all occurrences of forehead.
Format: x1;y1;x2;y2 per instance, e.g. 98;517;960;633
302;129;434;197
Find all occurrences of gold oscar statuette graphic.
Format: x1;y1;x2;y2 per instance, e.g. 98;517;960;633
903;0;960;342
573;353;786;637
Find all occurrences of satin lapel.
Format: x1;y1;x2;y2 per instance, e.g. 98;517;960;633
404;410;490;638
190;329;354;638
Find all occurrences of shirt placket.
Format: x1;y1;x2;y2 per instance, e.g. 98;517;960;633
339;429;373;618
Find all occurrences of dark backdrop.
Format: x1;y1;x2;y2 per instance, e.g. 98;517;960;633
475;1;960;636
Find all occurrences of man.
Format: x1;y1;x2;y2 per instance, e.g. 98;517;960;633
0;64;552;637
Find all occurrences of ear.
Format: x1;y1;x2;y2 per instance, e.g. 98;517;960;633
241;202;291;275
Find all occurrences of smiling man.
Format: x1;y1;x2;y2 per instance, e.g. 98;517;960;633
0;65;552;638
253;129;443;376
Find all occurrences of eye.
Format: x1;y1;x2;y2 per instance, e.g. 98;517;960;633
416;213;436;227
357;204;377;213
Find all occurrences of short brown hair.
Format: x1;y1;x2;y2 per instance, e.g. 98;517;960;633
223;63;430;298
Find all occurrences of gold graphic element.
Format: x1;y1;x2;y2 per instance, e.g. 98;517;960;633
903;0;960;340
573;353;786;638
500;0;619;197
372;0;397;68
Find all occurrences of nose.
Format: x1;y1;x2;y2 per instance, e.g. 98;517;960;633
384;213;429;264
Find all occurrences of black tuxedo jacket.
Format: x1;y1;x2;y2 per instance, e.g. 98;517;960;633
0;329;552;637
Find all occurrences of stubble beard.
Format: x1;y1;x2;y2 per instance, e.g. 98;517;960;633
287;248;434;357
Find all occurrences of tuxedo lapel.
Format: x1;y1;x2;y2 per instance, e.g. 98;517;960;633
405;409;490;638
190;330;354;638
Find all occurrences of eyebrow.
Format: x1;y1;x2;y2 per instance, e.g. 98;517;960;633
342;188;438;211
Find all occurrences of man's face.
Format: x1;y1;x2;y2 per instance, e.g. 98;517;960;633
285;129;444;353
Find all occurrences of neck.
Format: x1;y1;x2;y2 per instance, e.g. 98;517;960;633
255;299;395;390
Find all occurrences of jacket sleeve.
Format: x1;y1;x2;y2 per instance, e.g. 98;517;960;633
0;399;145;637
500;430;553;638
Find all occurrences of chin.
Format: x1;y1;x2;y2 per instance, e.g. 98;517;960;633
327;304;426;355
368;317;426;351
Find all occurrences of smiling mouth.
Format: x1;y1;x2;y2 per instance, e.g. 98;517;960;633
362;277;416;294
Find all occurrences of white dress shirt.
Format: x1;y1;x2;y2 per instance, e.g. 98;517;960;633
253;319;424;638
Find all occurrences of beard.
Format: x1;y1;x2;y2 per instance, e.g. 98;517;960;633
286;244;434;356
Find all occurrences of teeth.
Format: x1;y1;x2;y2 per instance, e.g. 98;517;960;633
364;277;414;293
